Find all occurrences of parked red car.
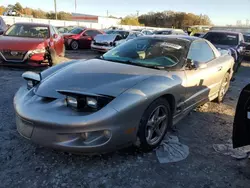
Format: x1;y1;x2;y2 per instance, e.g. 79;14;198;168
0;22;65;67
64;27;104;50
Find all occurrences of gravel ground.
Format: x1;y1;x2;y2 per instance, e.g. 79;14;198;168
1;50;250;188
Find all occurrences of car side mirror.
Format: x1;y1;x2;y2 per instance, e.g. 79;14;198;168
53;34;58;39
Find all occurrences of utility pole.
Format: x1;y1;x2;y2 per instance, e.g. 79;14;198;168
136;10;139;17
75;0;77;13
54;0;57;20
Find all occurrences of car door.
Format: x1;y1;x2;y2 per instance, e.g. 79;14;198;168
52;26;64;55
184;40;223;109
80;30;102;49
49;26;61;55
233;84;250;148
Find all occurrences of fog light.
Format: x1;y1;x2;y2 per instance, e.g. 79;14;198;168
103;130;111;138
66;96;78;108
86;97;98;109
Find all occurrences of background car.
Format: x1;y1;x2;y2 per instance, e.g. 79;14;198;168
203;31;245;72
15;36;234;153
192;32;206;37
63;27;104;50
0;22;64;66
154;29;187;35
56;26;75;34
91;30;130;52
0;16;7;35
233;83;250;148
243;34;250;57
141;29;154;35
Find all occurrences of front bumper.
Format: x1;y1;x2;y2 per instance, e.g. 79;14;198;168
14;87;136;154
91;44;113;52
0;51;47;67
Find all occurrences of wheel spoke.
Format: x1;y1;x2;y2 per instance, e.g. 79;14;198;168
156;115;167;124
154;107;160;120
147;119;154;127
146;128;154;141
155;126;162;136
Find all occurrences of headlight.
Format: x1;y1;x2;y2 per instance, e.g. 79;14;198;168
86;97;98;109
64;93;114;111
32;48;46;54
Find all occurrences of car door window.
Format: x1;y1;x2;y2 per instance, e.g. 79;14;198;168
52;26;59;35
85;30;100;37
188;41;215;63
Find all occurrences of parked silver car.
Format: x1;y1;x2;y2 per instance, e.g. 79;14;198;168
14;36;234;154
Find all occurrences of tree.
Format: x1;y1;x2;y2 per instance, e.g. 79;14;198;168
14;2;23;13
120;15;144;26
138;11;212;28
0;6;5;15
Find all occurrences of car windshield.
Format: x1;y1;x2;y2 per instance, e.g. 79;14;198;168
204;32;239;45
5;24;49;38
244;35;250;43
102;38;186;68
70;28;84;34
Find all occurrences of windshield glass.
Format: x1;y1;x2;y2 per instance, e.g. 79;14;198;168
204;32;239;46
5;24;49;38
103;38;186;68
244;35;250;43
70;28;84;34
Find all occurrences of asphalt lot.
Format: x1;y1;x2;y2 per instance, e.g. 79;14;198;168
1;50;250;188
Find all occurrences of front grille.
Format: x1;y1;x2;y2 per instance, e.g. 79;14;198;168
94;42;109;46
1;50;27;61
246;45;250;50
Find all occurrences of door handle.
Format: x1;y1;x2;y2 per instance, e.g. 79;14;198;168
217;66;222;71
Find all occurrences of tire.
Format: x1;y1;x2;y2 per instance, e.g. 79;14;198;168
70;40;79;50
138;98;171;151
216;72;230;103
48;49;58;67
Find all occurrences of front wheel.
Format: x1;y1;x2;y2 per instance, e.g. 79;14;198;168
70;40;79;50
137;98;171;151
216;72;230;103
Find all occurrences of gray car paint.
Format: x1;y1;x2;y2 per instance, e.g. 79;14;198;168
14;36;235;153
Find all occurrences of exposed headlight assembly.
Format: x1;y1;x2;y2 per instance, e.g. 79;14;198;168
58;90;114;111
32;48;46;54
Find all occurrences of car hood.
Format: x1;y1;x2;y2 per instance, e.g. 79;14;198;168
94;34;118;43
0;36;45;51
35;59;155;98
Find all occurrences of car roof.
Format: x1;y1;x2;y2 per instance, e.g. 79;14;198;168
207;30;241;35
14;22;51;27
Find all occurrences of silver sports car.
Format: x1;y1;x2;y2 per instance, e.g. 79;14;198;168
14;36;234;154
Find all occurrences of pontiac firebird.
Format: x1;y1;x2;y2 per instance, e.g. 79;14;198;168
14;36;234;154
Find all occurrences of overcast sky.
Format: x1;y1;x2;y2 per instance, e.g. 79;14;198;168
2;0;250;25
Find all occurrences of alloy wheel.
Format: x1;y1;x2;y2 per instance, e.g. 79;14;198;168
145;105;168;145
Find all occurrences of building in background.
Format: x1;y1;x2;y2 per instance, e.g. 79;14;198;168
71;13;121;26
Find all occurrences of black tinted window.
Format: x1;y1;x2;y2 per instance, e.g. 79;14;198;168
204;32;239;45
85;30;101;37
188;41;215;63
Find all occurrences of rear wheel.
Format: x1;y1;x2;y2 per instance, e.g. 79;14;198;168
70;40;79;50
138;98;171;151
216;72;230;103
